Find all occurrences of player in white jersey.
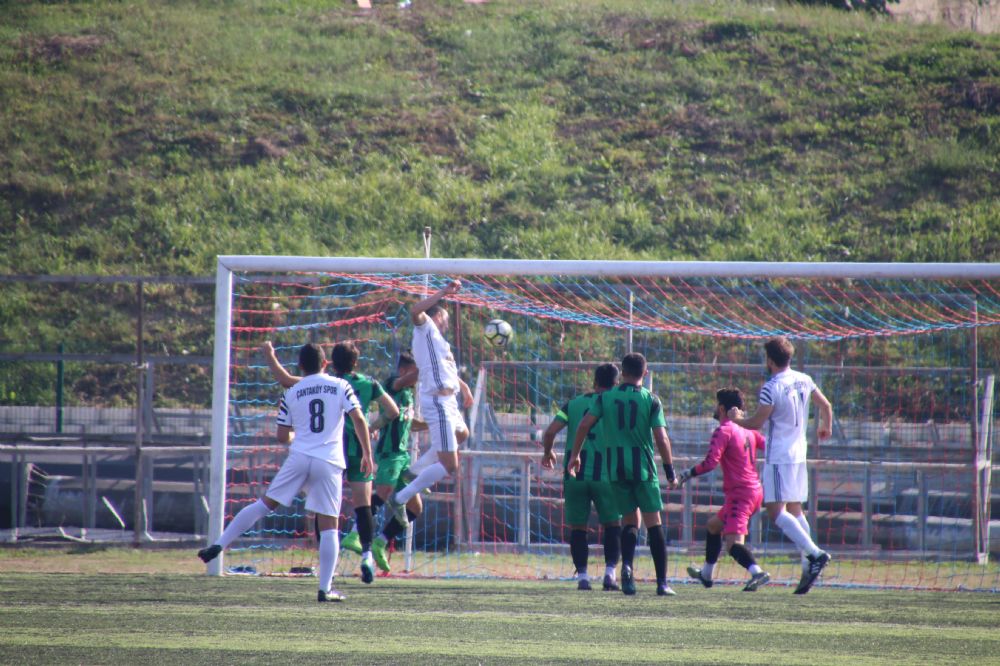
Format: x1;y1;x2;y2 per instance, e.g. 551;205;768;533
198;343;372;603
387;279;470;521
729;336;834;594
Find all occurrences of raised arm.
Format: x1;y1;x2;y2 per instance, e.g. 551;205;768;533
811;388;833;440
261;341;301;389
411;279;461;326
391;366;420;391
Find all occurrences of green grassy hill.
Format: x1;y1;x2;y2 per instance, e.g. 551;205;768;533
2;0;999;274
2;0;999;406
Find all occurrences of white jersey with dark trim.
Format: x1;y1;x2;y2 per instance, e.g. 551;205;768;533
412;317;460;398
758;368;817;464
276;372;361;467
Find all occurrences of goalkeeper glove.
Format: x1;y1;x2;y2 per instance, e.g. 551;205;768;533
677;467;698;486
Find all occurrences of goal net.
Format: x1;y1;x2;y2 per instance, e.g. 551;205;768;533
209;257;1000;591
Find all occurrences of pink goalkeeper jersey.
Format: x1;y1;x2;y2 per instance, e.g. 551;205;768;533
693;419;765;494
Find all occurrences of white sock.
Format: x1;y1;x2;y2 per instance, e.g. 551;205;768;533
217;498;271;549
796;513;815;570
318;529;339;592
395;462;449;504
702;562;715;578
361;550;372;562
604;565;616;579
577;570;589;581
749;564;763;576
775;511;821;558
795;513;812;538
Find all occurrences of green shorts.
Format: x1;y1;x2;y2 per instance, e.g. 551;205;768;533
374;451;410;490
564;477;621;526
612;478;663;515
345;451;374;484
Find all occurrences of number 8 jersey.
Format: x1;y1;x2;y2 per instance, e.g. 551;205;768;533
277;372;362;468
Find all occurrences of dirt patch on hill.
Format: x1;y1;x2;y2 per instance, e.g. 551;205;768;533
20;33;108;63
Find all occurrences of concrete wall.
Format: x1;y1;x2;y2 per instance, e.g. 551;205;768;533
893;0;1000;33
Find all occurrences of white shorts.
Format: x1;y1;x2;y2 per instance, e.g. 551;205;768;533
763;462;809;504
420;394;467;454
265;451;344;517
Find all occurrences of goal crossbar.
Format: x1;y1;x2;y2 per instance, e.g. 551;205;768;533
217;256;1000;280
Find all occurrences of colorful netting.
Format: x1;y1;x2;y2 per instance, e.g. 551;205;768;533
216;264;999;591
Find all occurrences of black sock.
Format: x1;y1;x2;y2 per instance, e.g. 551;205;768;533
647;524;667;583
570;529;589;574
706;531;722;564
602;525;621;568
382;509;418;544
729;543;757;571
621;525;638;568
371;494;385;509
355;506;374;552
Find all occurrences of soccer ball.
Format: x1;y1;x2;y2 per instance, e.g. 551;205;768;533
484;319;514;347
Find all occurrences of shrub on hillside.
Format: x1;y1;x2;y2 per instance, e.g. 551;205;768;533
796;0;899;13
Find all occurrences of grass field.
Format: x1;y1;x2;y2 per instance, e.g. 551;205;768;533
1;547;998;665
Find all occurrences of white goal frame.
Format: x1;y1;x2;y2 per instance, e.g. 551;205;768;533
207;257;1000;575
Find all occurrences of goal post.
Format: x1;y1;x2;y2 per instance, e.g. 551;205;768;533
208;256;1000;589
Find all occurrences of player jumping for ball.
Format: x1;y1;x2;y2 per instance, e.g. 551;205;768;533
387;280;470;521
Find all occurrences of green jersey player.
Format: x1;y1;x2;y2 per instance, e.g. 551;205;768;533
541;363;626;591
568;352;678;597
368;351;428;572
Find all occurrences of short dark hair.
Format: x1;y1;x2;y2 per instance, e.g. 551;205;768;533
716;387;745;412
397;350;416;368
620;352;646;378
593;363;619;390
298;343;325;374
764;336;794;368
425;304;446;320
331;342;359;374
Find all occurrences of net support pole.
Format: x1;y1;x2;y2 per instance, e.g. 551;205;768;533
975;374;995;565
133;279;145;546
207;260;234;576
627;289;634;354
